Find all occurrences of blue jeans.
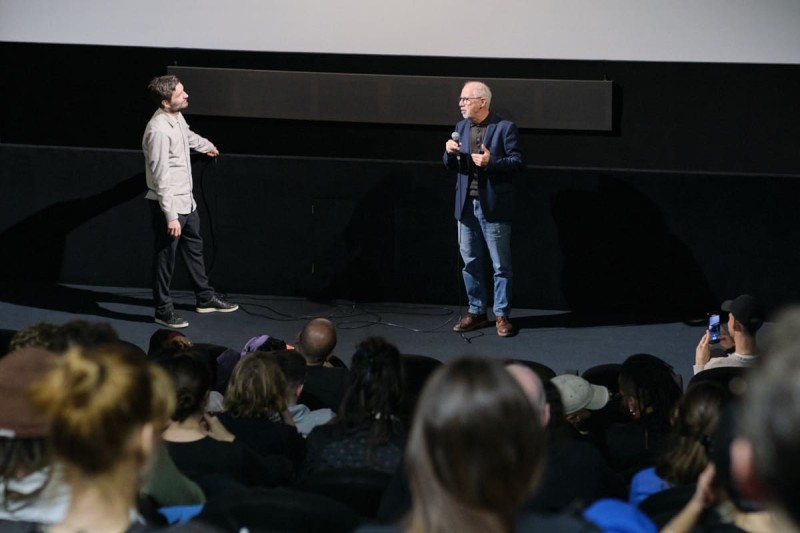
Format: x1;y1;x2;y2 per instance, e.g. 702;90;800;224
458;198;512;317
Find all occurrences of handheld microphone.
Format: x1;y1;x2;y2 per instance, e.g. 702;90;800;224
451;131;461;160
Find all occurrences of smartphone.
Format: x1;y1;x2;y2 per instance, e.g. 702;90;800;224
707;313;721;344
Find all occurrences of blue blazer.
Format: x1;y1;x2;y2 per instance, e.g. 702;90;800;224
443;111;524;222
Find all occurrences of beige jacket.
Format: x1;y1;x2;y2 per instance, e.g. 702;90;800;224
143;108;216;221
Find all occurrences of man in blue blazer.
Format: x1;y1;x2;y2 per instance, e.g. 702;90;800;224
444;81;524;337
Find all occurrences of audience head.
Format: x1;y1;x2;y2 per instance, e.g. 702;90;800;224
734;309;800;529
340;337;404;425
722;294;764;337
161;353;212;423
27;343;173;486
8;322;59;352
46;320;119;354
273;348;307;402
656;381;730;486
552;374;608;430
505;362;550;426
618;354;682;431
406;357;545;533
296;318;337;365
224;351;288;418
0;347;58;498
147;329;191;357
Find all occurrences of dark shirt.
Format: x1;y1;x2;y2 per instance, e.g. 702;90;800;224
525;436;625;513
300;365;350;412
218;412;306;467
468;117;490;197
603;421;669;482
165;437;292;499
302;422;404;477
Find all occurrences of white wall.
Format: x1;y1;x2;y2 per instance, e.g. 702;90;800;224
2;0;800;64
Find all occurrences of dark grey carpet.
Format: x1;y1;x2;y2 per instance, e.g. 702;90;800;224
0;282;736;387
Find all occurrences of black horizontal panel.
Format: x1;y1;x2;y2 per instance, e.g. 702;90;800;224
168;66;613;131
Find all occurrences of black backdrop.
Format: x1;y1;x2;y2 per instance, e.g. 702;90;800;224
2;42;799;319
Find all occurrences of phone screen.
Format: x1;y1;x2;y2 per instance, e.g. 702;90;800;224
708;313;721;344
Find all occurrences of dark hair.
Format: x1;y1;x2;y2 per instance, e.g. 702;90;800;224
655;381;730;485
161;353;211;422
147;75;180;107
0;438;50;509
619;353;682;434
148;328;189;357
406;357;545;533
273;349;307;390
46;320;119;354
340;338;405;450
9;322;58;352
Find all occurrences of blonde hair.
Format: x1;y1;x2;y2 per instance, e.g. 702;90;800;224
224;352;288;418
28;343;174;478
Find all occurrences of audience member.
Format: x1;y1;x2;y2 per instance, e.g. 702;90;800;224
505;363;550;425
406;357;545;532
302;337;405;477
7;322;58;352
363;357;601;533
726;307;800;532
161;354;292;499
551;373;610;438
214;334;288;393
45;320;119;354
629;381;731;506
147;328;192;358
606;354;683;479
0;347;68;525
694;295;763;375
273;348;336;438
21;343;174;532
522;371;625;514
660;406;774;533
295;318;349;411
219;351;306;467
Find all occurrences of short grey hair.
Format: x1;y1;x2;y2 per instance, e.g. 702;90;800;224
463;80;492;107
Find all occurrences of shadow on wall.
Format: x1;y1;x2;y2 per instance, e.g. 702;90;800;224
312;171;458;305
310;176;397;302
0;174;154;322
0;173;146;283
552;175;716;319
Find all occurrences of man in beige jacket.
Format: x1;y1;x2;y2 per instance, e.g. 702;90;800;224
143;75;237;328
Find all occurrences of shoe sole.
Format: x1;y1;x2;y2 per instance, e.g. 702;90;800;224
195;304;239;314
154;317;189;328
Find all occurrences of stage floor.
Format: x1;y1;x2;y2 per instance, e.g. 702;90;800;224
0;282;714;386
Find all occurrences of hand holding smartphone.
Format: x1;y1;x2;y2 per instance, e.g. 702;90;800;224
707;313;721;344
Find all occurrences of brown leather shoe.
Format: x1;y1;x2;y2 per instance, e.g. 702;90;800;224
453;313;489;332
496;316;514;337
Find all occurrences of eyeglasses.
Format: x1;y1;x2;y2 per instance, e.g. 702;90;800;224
458;96;483;103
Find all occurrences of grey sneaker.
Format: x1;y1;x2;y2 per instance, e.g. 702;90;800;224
155;311;189;329
196;295;239;314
